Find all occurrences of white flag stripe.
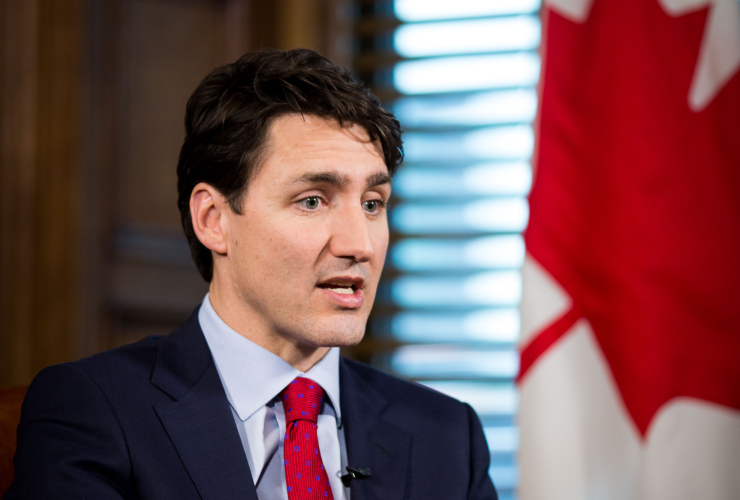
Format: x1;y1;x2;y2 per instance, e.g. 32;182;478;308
519;318;740;500
638;399;740;500
518;319;639;500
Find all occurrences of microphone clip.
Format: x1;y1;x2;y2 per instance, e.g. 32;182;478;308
340;466;372;486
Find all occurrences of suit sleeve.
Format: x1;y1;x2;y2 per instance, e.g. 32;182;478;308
464;403;499;500
4;364;135;499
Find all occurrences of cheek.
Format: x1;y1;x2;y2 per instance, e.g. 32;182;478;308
263;224;328;275
372;222;390;264
230;220;289;280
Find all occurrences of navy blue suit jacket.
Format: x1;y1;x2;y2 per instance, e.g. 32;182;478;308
5;309;497;499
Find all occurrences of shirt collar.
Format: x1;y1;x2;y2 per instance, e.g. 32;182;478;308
198;293;342;425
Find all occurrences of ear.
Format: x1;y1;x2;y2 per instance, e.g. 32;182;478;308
190;182;229;255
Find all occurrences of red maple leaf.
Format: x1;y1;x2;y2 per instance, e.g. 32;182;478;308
523;0;740;437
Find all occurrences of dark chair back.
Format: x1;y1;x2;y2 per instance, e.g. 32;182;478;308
0;387;27;496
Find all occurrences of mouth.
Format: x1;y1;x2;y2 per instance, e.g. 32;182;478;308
316;277;364;294
316;276;366;308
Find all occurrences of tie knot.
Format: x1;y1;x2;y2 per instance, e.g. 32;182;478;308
281;377;323;424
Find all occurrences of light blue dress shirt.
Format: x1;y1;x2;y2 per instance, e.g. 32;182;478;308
198;294;349;500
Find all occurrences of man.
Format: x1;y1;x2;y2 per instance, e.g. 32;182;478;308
6;49;496;500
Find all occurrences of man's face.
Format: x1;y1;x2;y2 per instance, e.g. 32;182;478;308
220;114;390;350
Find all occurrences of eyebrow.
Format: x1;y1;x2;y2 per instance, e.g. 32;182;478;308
295;171;348;187
366;172;392;189
292;171;391;189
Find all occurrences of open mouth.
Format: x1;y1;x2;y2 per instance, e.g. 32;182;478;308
316;275;365;295
317;280;360;295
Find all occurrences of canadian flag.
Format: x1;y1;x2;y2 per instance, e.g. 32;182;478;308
518;0;740;499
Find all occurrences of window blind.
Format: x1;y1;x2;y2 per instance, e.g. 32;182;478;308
354;2;542;498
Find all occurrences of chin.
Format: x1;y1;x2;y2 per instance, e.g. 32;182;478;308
299;316;368;348
323;330;366;348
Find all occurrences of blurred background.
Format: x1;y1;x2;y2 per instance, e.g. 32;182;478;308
3;1;739;499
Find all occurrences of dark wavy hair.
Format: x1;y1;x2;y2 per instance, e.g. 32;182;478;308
176;48;403;282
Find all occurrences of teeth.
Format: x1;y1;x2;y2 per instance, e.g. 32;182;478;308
320;281;357;294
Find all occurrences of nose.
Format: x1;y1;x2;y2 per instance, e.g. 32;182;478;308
328;204;378;263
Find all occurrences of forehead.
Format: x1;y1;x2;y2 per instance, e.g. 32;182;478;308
258;114;387;183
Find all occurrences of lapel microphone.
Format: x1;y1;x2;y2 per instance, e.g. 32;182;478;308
340;466;372;486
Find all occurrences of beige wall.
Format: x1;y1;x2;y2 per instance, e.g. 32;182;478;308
0;0;353;386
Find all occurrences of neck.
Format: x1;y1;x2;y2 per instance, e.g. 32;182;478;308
207;277;330;373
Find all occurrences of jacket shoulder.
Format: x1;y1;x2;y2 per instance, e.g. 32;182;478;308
57;306;203;391
62;334;165;385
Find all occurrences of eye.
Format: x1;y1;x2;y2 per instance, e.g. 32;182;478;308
363;199;384;214
299;196;322;210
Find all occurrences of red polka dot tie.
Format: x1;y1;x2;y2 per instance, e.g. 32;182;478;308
281;377;335;500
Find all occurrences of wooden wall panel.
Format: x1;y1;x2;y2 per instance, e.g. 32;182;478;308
0;0;84;385
122;0;223;228
0;0;40;385
34;0;85;373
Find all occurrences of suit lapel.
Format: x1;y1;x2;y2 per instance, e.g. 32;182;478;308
152;311;258;500
340;359;411;500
